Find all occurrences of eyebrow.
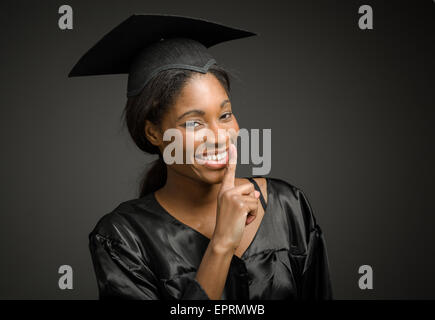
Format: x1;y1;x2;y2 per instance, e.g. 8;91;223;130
176;99;231;121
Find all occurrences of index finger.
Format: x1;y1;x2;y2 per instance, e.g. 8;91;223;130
220;142;237;192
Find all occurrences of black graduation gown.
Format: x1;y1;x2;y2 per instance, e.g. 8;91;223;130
88;176;333;300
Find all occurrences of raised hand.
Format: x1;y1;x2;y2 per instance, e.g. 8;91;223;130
213;143;260;252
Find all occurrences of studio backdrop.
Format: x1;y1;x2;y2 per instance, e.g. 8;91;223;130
0;0;434;300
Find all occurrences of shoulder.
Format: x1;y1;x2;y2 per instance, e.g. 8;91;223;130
88;198;159;271
89;196;155;244
266;176;319;242
242;175;303;197
267;177;298;195
239;175;308;206
267;176;312;209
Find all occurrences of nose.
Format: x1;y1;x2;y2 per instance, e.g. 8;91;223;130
204;123;229;150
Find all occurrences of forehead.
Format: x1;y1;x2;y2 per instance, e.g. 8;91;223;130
173;73;229;112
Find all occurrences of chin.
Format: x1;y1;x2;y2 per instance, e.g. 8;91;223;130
195;167;227;184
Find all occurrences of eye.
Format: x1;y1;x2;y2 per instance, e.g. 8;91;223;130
183;120;202;128
220;112;233;120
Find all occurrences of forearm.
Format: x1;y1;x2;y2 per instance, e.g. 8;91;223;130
194;237;235;300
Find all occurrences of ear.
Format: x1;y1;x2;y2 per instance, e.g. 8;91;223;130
145;120;162;146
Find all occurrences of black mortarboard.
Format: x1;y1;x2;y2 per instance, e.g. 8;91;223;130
68;14;256;97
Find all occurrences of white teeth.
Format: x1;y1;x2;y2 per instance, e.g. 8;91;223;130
218;151;227;160
196;150;227;162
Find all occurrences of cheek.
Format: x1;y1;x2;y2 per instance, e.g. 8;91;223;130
227;118;240;144
184;130;195;151
183;130;200;163
231;115;240;131
231;122;240;136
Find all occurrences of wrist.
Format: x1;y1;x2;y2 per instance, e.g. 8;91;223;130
210;236;236;256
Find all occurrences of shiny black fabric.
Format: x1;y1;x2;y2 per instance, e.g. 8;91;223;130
89;176;333;300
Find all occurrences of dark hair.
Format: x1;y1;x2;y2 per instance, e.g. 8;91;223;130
121;65;231;198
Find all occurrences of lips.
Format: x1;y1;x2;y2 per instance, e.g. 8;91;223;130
194;148;228;168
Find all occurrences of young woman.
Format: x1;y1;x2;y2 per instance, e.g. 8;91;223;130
70;14;333;300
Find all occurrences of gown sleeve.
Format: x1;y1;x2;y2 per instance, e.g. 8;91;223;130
88;212;210;300
296;188;333;300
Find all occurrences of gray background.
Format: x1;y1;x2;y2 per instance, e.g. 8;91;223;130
0;0;434;299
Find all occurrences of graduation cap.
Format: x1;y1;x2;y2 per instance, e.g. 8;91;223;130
68;14;256;97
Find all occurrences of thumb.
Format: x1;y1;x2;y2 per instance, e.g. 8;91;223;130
220;143;237;192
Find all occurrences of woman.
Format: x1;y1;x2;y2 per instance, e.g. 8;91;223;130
70;14;333;300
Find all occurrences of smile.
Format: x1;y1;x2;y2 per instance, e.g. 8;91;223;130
195;150;228;162
194;149;228;169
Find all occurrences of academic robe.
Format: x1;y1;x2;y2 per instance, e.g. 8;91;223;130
88;176;333;300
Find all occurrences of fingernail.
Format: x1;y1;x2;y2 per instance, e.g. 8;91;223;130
254;191;260;198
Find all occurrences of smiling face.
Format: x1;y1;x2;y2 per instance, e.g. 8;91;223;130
145;72;240;184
